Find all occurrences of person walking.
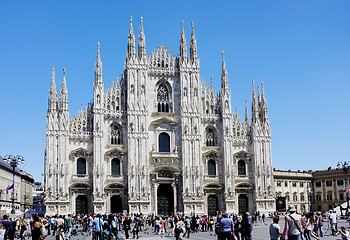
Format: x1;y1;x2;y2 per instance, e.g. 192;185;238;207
241;212;253;240
183;216;191;238
123;216;131;239
282;206;306;240
219;213;234;240
270;216;282;240
64;214;74;239
92;214;104;240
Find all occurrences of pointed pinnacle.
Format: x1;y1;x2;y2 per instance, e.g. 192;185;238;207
191;21;195;38
222;51;226;69
140;17;144;34
129;16;133;34
62;68;67;89
181;20;185;37
51;68;55;81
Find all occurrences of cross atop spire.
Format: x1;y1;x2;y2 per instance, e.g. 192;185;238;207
138;17;146;57
180;20;187;60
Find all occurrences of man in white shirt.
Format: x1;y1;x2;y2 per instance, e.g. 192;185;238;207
329;210;338;236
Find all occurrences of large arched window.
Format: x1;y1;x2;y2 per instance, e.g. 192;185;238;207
77;158;86;175
157;83;170;112
206;128;217;146
208;160;216;176
238;160;246;175
110;123;122;145
111;158;120;176
158;133;170;152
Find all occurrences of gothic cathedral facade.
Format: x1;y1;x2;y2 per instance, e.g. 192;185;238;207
45;17;275;216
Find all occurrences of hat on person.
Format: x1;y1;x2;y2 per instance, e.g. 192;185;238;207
288;206;297;212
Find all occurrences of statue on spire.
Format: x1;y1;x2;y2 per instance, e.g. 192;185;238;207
127;16;136;57
180;20;187;60
221;51;228;89
190;21;197;60
138;17;146;57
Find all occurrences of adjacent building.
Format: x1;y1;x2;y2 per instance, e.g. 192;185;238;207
44;18;275;216
0;157;34;215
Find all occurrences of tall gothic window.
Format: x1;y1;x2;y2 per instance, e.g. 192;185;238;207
206;128;217;146
157;83;170;112
110;123;122;145
77;158;86;175
208;160;216;176
238;160;246;175
158;132;170;152
111;158;120;176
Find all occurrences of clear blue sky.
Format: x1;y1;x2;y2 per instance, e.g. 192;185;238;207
0;1;349;182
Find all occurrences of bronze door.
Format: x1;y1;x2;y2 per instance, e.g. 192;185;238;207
76;195;88;215
157;184;174;216
111;195;122;213
238;194;248;214
208;195;218;216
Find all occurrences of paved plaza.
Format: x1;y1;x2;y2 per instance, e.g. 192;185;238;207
43;218;347;240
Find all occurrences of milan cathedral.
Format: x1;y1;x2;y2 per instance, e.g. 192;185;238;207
45;17;275;216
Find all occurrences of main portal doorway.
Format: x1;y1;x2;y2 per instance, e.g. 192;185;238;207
76;195;88;215
111;195;122;213
208;195;218;216
238;194;248;214
157;184;174;216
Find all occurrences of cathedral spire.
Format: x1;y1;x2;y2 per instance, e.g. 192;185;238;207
251;80;258;123
127;16;136;57
95;42;103;84
260;81;269;121
245;100;249;127
258;84;261;104
59;68;68;111
221;51;228;89
138;17;146;57
48;68;58;112
190;21;197;61
180;20;187;60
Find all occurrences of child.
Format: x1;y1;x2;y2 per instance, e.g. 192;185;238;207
269;217;282;240
0;224;6;240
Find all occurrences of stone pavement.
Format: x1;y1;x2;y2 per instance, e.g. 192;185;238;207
44;218;347;240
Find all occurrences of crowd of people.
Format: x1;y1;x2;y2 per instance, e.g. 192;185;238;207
271;207;349;240
0;209;348;240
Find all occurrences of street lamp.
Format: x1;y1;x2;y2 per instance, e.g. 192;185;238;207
3;155;25;214
338;161;350;216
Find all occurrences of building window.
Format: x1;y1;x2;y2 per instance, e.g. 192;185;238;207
157;82;170;112
285;195;289;201
285;181;288;187
111;158;120;176
326;181;332;187
316;194;322;201
340;193;344;200
326;193;333;201
205;128;217;146
110;123;122;145
238;160;246;176
77;158;86;175
337;179;344;186
300;182;304;187
315;182;322;188
300;194;305;202
208;160;216;176
277;181;281;187
292;181;297;187
293;194;297;202
158;132;170;152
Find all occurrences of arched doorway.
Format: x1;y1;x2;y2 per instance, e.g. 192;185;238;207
208;195;218;216
157;184;174;216
76;195;88;215
238;194;248;214
110;195;122;213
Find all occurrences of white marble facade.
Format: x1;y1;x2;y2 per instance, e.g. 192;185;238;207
45;17;275;216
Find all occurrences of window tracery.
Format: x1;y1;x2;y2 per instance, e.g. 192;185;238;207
205;128;217;146
110;123;122;145
157;83;171;112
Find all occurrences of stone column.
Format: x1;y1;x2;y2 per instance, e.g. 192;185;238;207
172;183;177;214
